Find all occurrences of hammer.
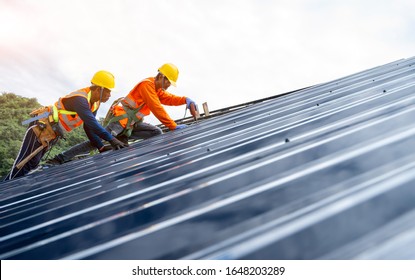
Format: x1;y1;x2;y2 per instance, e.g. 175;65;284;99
189;103;200;121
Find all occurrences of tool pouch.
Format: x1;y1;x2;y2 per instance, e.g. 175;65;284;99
30;106;59;147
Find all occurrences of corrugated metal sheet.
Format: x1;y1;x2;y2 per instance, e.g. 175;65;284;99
1;57;415;260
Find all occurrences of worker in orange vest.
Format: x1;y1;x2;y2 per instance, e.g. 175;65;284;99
4;71;128;181
46;63;197;165
108;62;196;134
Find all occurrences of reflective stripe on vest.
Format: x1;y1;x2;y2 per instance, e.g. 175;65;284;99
55;89;99;132
114;78;151;127
122;103;145;123
121;78;152;109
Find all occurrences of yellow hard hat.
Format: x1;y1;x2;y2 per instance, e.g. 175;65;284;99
158;63;179;87
91;70;115;89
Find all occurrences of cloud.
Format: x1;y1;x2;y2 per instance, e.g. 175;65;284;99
1;0;415;123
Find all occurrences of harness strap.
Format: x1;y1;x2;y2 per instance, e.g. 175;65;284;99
103;97;123;127
107;104;145;125
104;102;145;137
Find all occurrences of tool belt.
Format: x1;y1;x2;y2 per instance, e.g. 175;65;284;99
29;106;64;147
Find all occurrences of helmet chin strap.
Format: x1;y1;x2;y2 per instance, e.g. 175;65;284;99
161;75;166;90
160;73;170;90
99;87;104;105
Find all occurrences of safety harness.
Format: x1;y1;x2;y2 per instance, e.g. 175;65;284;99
16;91;95;173
22;91;95;144
103;98;145;137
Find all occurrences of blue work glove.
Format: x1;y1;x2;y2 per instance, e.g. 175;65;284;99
186;97;197;109
175;124;187;130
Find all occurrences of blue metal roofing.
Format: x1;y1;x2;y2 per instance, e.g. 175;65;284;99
1;57;415;259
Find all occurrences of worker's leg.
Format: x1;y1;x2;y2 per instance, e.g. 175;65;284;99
130;122;162;140
47;123;124;164
57;140;96;163
107;122;124;137
4;126;47;180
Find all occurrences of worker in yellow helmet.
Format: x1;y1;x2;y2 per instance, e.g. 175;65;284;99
4;70;128;181
46;63;197;165
113;62;196;131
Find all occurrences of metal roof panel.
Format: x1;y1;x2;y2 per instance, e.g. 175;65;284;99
1;57;415;259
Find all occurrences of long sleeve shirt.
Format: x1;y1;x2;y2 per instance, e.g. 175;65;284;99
62;96;113;149
125;77;186;130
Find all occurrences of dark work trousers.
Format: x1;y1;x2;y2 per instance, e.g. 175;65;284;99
129;122;163;140
4;125;49;181
57;122;162;163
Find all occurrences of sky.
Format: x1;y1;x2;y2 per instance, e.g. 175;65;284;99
1;0;414;124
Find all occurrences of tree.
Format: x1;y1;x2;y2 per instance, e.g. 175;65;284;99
0;92;89;178
0;93;41;177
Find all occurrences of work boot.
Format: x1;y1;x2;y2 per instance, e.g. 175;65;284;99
45;154;66;165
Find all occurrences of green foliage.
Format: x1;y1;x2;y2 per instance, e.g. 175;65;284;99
0;93;41;177
0;92;89;177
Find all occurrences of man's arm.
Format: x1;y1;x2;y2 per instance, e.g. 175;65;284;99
158;90;186;106
139;82;179;130
62;96;113;149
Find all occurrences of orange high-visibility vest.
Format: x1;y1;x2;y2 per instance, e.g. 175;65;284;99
113;77;186;130
54;87;100;132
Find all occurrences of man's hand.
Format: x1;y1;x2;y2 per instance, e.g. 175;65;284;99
186;97;197;110
186;97;199;119
109;138;129;150
175;124;187;130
